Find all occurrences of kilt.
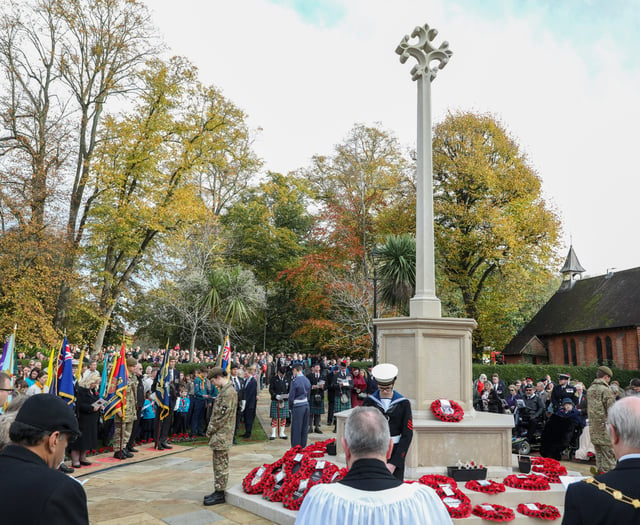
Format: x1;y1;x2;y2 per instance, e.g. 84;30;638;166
334;394;351;413
310;392;325;415
270;400;290;419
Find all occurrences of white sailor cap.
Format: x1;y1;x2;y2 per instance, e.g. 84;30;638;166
371;363;398;386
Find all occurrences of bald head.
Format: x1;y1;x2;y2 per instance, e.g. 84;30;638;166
608;396;640;456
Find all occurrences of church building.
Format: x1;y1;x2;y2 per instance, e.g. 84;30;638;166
503;246;640;370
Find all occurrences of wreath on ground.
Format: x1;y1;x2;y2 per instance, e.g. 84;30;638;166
418;474;458;490
430;399;464;422
302;438;336;457
531;457;567;483
472;503;515;522
281;458;339;510
516;502;561;520
434;486;472;519
465;479;506;494
242;464;274;494
503;474;550;491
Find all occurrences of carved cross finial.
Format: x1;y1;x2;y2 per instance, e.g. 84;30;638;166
396;23;452;81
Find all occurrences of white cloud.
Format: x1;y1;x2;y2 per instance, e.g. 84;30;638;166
147;0;640;276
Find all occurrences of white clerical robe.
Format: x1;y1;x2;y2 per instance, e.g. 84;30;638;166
295;481;452;525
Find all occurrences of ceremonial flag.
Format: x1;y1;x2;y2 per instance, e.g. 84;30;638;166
45;346;56;389
76;347;86;381
221;334;231;372
154;342;171;421
99;351;110;398
0;327;15;377
103;342;128;420
49;336;76;406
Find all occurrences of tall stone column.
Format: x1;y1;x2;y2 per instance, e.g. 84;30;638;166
395;24;451;319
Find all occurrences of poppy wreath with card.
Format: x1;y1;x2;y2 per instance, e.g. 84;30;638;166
503;474;550;491
262;468;290;502
329;467;349;483
465;479;506;494
472;503;515;522
418;474;458;490
435;486;472;519
516;502;561;520
242;463;274;494
430;399;464;422
280;458;339;510
531;457;566;483
302;438;336;457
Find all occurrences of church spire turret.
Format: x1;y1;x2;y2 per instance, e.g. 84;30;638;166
559;245;585;291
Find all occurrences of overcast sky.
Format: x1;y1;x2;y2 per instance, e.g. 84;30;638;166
147;0;640;277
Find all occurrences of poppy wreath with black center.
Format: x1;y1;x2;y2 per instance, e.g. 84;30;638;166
242;463;274;495
302;437;336;457
516;502;561;520
418;474;458;490
430;399;464;422
465;479;506;494
503;474;550;491
471;503;516;522
435;486;472;519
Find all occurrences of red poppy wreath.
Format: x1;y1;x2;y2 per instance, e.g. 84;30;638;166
465;479;506;494
418;474;458;490
242;464;274;494
503;474;550;491
436;486;472;519
472;503;515;522
430;399;464;422
516;502;561;520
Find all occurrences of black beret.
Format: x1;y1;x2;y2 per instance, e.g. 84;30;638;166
15;394;80;437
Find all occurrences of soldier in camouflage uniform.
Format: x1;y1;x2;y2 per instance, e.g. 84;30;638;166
587;365;616;473
204;367;238;506
113;357;138;460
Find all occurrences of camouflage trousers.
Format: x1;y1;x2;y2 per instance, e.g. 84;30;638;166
594;444;616;473
114;416;133;452
212;449;229;492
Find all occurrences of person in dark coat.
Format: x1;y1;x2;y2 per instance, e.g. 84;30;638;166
307;363;326;434
562;396;640;525
0;394;88;525
69;372;101;467
269;367;290;439
241;365;258;438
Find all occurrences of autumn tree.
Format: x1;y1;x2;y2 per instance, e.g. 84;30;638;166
432;111;561;350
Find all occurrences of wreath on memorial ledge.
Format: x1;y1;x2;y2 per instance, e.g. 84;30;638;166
242;463;274;494
516;502;561;520
465;479;506;494
531;457;567;483
436;486;472;519
281;458;340;510
472;503;515;522
430;399;464;422
418;474;458;490
503;474;550;491
302;437;336;457
329;467;349;483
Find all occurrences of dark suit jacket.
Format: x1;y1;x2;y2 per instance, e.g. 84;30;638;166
339;458;402;491
562;457;640;525
0;445;89;525
244;376;257;410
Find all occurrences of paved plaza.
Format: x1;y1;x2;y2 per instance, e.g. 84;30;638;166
77;394;593;525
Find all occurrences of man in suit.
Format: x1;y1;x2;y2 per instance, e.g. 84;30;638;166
296;407;451;525
562;396;640;524
307;363;325;434
229;363;245;444
0;394;89;524
241;365;258;438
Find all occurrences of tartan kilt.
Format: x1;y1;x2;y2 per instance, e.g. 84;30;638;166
334;395;352;413
270;400;290;419
310;393;325;415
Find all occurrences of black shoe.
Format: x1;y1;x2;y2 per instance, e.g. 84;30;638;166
123;449;134;458
161;442;173;449
241;434;251;438
59;463;75;474
203;491;225;506
113;451;128;460
269;436;276;440
154;443;164;450
79;460;92;466
315;428;323;434
127;446;138;453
